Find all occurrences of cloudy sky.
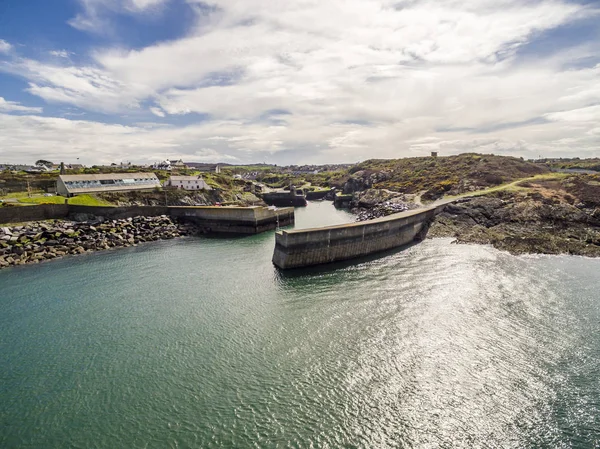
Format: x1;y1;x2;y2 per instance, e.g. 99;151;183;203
0;0;599;165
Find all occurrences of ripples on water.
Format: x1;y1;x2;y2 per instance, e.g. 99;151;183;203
1;203;599;448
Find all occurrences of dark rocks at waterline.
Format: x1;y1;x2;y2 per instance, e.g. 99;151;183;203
348;188;419;220
0;216;193;269
354;202;413;222
428;193;600;257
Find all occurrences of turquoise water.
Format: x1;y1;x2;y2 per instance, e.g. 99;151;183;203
1;202;599;448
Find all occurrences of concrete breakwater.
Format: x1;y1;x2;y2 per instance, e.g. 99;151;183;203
169;206;294;234
273;204;446;269
0;216;189;269
0;204;294;235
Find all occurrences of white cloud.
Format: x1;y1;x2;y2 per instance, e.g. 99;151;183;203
2;59;142;112
0;97;43;114
68;0;170;33
49;50;73;58
1;0;600;163
545;105;600;123
150;107;166;117
0;113;268;165
128;0;167;11
0;39;12;54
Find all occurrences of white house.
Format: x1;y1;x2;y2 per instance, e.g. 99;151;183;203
153;160;172;170
165;175;213;191
153;159;188;170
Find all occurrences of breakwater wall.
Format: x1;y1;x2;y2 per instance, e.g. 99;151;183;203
0;204;294;235
170;206;294;234
273;204;446;269
0;204;69;224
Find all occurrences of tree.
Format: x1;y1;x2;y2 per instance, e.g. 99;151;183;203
35;159;53;167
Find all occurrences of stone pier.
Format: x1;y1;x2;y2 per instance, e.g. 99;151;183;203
273;204;446;269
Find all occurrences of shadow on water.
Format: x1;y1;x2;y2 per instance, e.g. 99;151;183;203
193;232;267;240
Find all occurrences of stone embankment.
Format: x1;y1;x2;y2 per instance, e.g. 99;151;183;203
0;216;190;269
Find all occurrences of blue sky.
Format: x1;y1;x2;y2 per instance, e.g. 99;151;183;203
0;0;599;165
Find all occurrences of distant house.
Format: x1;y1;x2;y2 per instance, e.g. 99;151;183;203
153;160;172;170
51;163;84;171
165;175;213;191
57;173;161;196
24;166;49;173
152;159;188;170
171;159;187;169
184;163;221;174
1;164;33;172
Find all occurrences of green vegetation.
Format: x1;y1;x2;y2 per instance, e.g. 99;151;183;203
223;164;278;173
18;196;66;205
67;195;114;206
17;194;114;206
304;170;347;187
544;158;600;172
442;173;570;202
257;174;306;189
318;153;550;200
202;173;241;189
0;190;45;200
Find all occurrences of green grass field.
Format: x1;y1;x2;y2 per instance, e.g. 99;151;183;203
17;195;65;205
67;195;113;206
17;194;114;206
0;190;45;200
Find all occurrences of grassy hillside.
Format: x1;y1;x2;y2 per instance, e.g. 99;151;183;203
325;153;550;199
544;158;600;172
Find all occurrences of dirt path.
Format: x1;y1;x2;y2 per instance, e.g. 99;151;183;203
428;173;569;206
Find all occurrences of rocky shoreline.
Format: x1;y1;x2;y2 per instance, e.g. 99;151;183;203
348;188;418;222
0;216;194;269
342;174;600;257
428;191;600;257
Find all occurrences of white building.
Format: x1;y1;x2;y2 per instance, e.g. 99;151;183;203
184;163;221;174
152;159;188;170
171;159;187;169
153;160;172;170
57;173;161;196
165;175;213;191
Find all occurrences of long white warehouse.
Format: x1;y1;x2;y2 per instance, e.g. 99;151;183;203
57;173;161;196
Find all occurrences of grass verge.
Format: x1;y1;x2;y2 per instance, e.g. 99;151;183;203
17;194;114;206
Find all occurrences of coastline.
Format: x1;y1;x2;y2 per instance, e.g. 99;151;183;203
4;185;600;272
427;192;600;258
332;174;600;259
0;216;193;270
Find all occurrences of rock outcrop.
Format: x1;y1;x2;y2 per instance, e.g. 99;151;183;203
350;189;417;221
428;191;600;256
